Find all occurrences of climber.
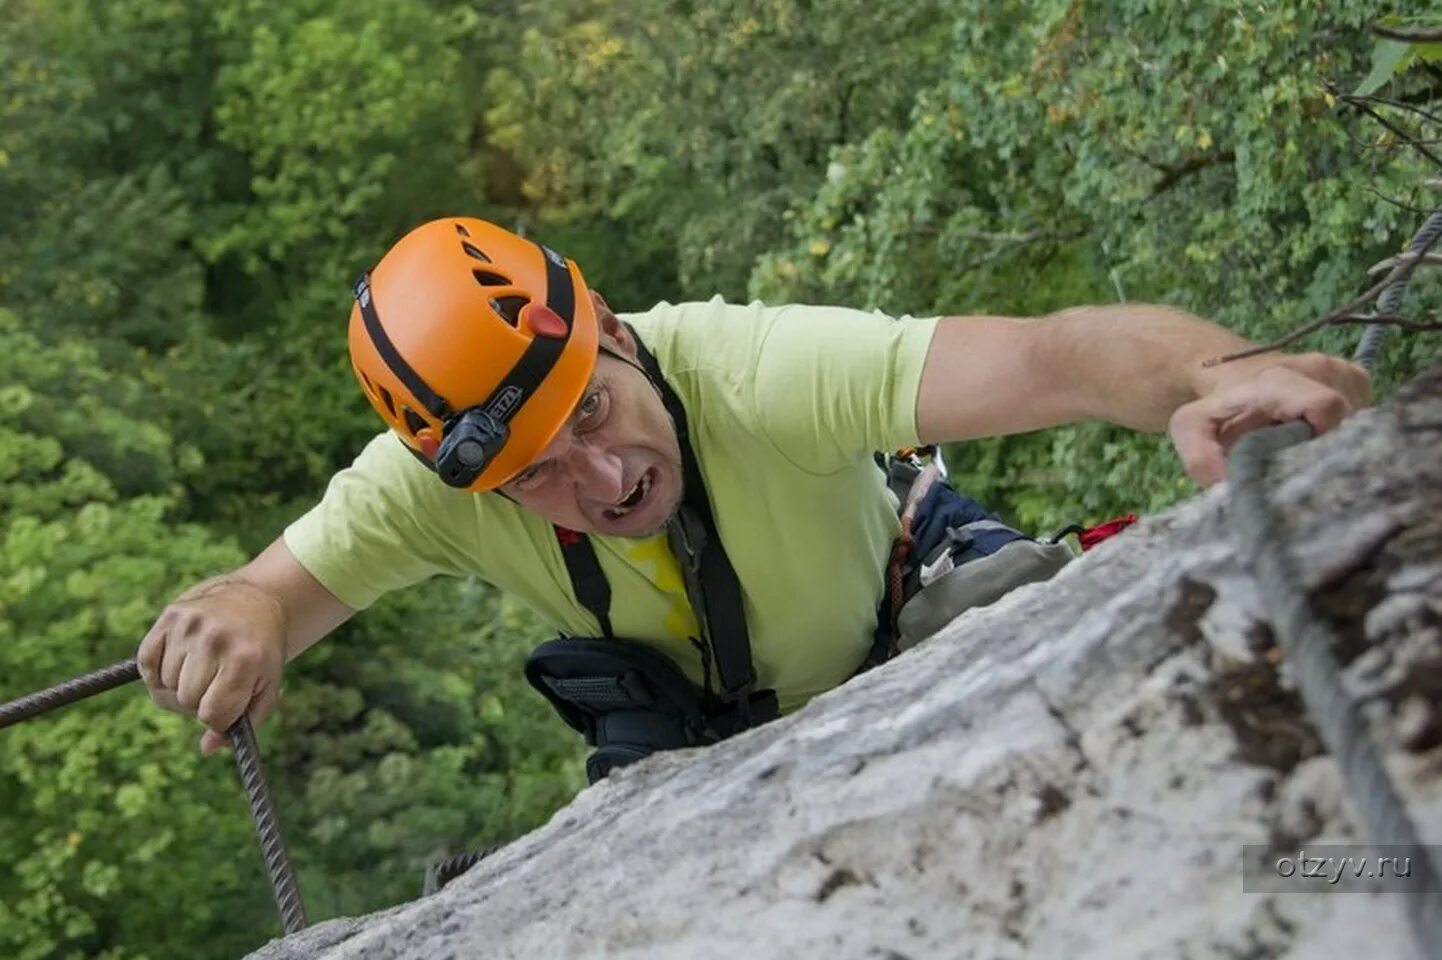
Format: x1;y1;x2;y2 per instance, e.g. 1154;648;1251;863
137;217;1371;781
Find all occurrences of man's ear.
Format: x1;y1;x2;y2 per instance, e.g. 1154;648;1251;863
591;290;637;358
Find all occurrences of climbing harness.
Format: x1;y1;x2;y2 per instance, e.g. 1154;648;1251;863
524;331;779;784
0;659;308;934
1226;205;1442;957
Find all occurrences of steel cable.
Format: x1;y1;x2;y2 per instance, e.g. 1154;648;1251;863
1354;206;1442;369
1226;203;1442;958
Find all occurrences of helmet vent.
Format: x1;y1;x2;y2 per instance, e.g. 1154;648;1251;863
377;385;397;417
454;222;471;238
490;296;527;327
460;241;491;263
472;269;510;288
402;406;427;436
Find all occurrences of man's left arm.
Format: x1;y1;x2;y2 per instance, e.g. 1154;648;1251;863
915;304;1372;486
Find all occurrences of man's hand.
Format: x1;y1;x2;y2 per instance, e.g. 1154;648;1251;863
137;578;287;755
1169;352;1373;487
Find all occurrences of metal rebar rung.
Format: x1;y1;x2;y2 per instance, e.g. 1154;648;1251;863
0;659;141;729
0;659;308;935
230;715;308;934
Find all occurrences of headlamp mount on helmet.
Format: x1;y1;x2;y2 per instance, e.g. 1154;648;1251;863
353;238;579;489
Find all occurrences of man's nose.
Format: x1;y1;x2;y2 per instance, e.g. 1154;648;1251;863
565;442;625;503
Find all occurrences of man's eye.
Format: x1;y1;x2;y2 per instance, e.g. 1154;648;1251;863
577;389;606;425
513;464;543;488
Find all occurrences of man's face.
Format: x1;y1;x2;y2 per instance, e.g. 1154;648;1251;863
499;294;683;537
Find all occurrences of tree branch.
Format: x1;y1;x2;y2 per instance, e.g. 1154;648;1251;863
1149;150;1236;195
1369;252;1442;275
1342;93;1442;127
1204;245;1442;365
1332;84;1442;169
1362;186;1433;216
1373;24;1442;43
953;224;1091;275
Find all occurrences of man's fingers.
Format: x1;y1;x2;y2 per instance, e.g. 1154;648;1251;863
195;655;258;737
198;679;279;757
136;612;171;689
175;648;221;713
248;681;280;729
1169;402;1231;487
1281;353;1373;412
1215;407;1286;449
157;612;203;690
1287;383;1351;437
149;687;182;714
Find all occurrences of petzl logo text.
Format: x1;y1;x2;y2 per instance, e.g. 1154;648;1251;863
487;386;524;421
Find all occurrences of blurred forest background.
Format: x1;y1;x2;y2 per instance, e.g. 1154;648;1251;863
2;1;1440;956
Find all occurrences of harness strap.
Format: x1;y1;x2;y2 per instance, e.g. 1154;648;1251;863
547;326;760;712
553;526;614;640
886;462;943;626
629;330;759;704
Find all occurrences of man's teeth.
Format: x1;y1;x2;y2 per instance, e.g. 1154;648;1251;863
606;471;651;518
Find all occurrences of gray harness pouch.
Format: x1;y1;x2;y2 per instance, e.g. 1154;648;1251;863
892;480;1076;652
897;528;1074;650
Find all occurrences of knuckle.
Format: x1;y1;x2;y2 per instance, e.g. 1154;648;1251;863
199;628;230;653
228;644;263;672
197;702;230;729
136;641;160;675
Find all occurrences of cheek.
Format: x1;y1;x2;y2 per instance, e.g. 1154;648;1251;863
509;486;578;525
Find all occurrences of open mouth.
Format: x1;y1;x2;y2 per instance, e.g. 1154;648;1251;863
603;467;656;520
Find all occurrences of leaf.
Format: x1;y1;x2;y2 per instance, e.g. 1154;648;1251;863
1354;39;1410;96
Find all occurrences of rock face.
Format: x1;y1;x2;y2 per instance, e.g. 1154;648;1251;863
250;368;1442;960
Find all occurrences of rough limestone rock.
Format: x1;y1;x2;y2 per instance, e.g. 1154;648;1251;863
251;367;1442;960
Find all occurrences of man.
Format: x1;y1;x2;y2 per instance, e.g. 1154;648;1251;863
138;217;1370;766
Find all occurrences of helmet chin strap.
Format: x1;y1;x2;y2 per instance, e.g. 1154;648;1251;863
599;342;650;384
600;334;668;407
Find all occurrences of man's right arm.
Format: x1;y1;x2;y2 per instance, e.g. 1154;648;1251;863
137;535;355;755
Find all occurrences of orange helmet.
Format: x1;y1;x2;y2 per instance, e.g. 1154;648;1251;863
348;217;599;491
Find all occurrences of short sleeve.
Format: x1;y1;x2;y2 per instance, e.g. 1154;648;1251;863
750;305;939;473
283;433;467;610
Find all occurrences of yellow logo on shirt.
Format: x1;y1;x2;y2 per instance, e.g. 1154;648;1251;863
626;534;700;640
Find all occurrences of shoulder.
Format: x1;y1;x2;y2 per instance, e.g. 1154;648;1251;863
326;432;529;549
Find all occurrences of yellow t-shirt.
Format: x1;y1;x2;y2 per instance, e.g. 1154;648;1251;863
284;297;939;712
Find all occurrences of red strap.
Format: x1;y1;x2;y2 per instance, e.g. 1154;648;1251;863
1078;514;1139;552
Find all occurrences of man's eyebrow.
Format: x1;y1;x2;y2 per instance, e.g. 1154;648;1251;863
566;376;601;424
502;376;603;489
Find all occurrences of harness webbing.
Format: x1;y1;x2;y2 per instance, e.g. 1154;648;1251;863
632;333;758;703
548;328;759;708
554;528;614;640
